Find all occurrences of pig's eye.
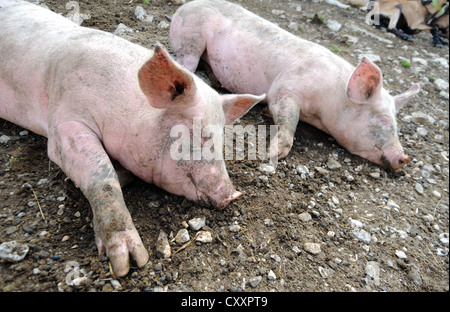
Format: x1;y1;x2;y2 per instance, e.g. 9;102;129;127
377;115;392;126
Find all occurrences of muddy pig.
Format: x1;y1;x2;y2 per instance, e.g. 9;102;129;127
170;0;421;170
0;0;264;277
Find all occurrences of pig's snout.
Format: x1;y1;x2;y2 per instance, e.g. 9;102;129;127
380;150;412;170
390;154;412;170
216;190;242;210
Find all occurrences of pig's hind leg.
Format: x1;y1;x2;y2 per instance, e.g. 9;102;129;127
47;121;149;277
169;16;206;72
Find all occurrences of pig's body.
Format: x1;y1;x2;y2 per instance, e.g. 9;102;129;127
0;0;263;276
170;0;420;170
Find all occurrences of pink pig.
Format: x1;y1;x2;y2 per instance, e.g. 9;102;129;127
170;0;421;170
0;0;264;276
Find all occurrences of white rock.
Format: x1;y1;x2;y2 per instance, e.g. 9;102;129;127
0;135;11;144
271;9;285;15
229;224;241;233
327;20;342;32
411;112;435;125
249;276;262;288
135;5;154;23
259;163;276;174
267;270;277;280
155;231;171;258
0;241;29;262
365;261;380;286
196;231;213;243
412;57;428;67
325;0;349;9
439;233;449;246
188;217;206;231
352;228;371;243
304;242;321;255
395;250;407;259
158;20;170;29
434;78;448;91
114;23;134;36
174;229;190;244
299;212;312;222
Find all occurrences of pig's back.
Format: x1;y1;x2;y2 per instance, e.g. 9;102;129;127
0;0;149;136
180;0;350;96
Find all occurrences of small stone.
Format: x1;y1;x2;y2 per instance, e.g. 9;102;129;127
370;172;380;179
395;250;407;259
318;266;328;279
134;5;154;23
229;224;241;233
196;231;213;243
365;261;380;286
292;246;302;255
19;130;28;136
188;217;206;231
267;270;277;280
114;23;134;36
304;242;321;255
431;190;441;199
157;20;170;29
327;158;341;170
416;127;428;137
0;241;29;262
422;214;434;223
439;233;449;246
155;231;171;259
327;20;342;32
411;112;435;125
415;183;424;195
315;167;329;175
299;212;312;222
351;228;371;243
259;163;275;174
271;9;285;15
249;276;262;288
434;78;448;91
0;135;11;144
62;235;70;242
110;279;122;290
174;229;190;244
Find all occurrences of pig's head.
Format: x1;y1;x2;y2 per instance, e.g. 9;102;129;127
335;57;420;170
138;45;264;208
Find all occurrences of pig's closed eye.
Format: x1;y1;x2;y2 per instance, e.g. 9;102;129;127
378;115;392;126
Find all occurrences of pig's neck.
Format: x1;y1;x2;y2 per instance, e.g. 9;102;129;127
285;57;355;136
102;107;165;184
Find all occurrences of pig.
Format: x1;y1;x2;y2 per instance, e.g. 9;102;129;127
170;0;421;170
0;0;264;277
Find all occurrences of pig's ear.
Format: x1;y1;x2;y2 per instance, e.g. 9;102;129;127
138;45;195;108
222;94;266;124
347;57;383;105
393;83;420;110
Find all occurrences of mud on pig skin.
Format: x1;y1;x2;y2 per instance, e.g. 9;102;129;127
170;0;421;170
0;0;264;277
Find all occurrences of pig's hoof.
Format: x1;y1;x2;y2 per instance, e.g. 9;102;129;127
97;229;149;277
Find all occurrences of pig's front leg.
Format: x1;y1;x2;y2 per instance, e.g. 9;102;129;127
267;93;301;160
47;121;149;277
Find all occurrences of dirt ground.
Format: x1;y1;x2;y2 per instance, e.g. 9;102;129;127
0;0;448;293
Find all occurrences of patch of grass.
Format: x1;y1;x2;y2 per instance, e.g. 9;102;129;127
328;45;341;53
298;25;303;31
429;75;436;82
401;59;411;68
143;0;150;5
